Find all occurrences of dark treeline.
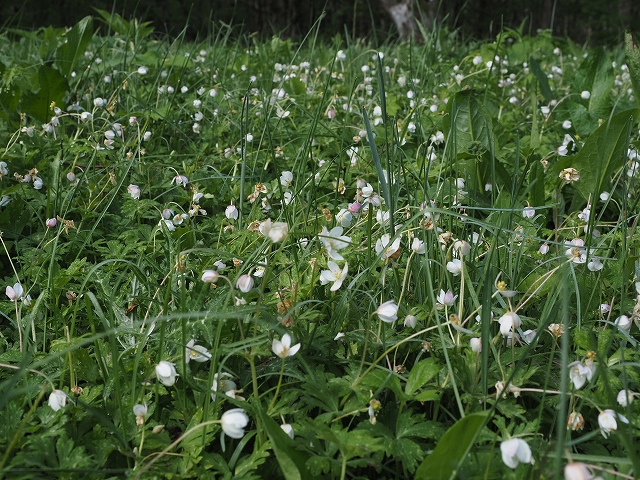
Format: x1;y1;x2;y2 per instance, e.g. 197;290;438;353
1;0;638;45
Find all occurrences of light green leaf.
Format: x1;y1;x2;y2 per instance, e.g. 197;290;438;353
405;358;440;396
55;16;94;76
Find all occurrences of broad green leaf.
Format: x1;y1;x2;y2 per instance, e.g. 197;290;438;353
415;412;488;480
443;90;493;155
256;407;315;480
405;358;439;396
20;65;68;122
574;48;613;117
55;16;94;76
569;109;636;201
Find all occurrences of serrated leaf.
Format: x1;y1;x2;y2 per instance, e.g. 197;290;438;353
405;358;440;396
415;412;488;480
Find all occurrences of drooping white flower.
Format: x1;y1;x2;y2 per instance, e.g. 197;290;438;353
201;270;219;283
564;462;593;480
598;409;628;438
376;300;399;323
498;311;521;337
236;274;254;293
470;337;482;353
127;184;140;199
48;390;67;412
404;315;417;328
225;205;239;220
319;261;348;291
500;438;533;469
211;373;237;400
411;237;425;254
335;208;353;227
155;361;177;386
280;423;295;439
617;389;635;407
272;333;301;358
319;226;351;261
185;340;211;363
587;258;603;272
220;408;249;439
614;315;632;332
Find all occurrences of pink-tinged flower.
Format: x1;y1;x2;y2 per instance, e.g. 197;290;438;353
522;206;535;218
46;218;57;228
539;243;549;254
6;283;23;302
498;311;521;337
220;408;249;439
201;270;219;283
236;274;254;293
48;390;67;411
500;438;533;469
564;239;586;264
272;333;301;358
587;258;603;271
436;289;457;307
564;462;592;480
376;300;399;323
171;174;188;187
127;184;140;199
319;261;348;291
319;226;351;261
155;361;177;386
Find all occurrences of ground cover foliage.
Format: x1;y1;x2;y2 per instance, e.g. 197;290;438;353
1;12;640;480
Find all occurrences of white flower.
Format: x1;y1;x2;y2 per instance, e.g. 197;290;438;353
564;462;593;480
202;270;219;283
581;90;591;99
319;226;351;261
404;315;417;328
280;171;293;187
280;423;295;439
470;337;482;353
220;408;249;439
446;259;462;276
320;261;348;291
598;409;628;438
568;361;592;390
562;120;573;129
539;243;549;254
522;207;535;218
272;333;301;358
225;205;239;220
500;438;533;469
48;390;67;411
336;209;353;227
376;300;399;323
155;361;177;386
260;219;289;242
453;240;471;256
236;274;254;293
185;340;211;363
211;373;238;400
565;239;586;264
6;283;23;302
411;238;425;254
46;218;57;228
614;315;632;332
498;311;521;337
127;184;140;199
137;66;148;75
587;258;603;272
375;234;401;260
617;389;635;407
436;289;457;307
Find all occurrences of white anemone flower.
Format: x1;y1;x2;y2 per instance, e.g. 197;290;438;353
320;261;348;291
155;361;177;386
272;333;301;358
500;438;533;469
220;408;249;439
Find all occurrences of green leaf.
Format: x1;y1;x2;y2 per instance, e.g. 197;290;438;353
405;358;439;396
55;16;94;77
574;48;614;117
569;109;636;201
20;65;68;123
415;412;488;480
443;90;493;155
529;57;553;102
256;407;316;480
625;32;640;104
